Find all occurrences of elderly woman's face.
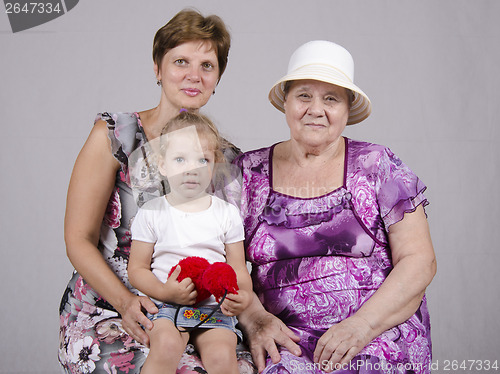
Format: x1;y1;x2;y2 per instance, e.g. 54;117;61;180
284;80;350;148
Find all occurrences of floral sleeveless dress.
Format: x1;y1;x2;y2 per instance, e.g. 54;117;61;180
235;138;432;374
58;112;255;374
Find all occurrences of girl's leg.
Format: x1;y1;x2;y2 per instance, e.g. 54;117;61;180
142;319;189;374
192;328;239;374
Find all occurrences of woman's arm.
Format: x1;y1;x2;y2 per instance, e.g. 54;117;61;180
64;120;157;345
313;205;437;371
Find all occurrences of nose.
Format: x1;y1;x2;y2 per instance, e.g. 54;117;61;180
307;97;325;116
184;166;198;175
184;160;201;174
186;65;201;82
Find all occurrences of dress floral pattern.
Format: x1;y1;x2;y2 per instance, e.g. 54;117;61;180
235;138;431;374
59;112;255;374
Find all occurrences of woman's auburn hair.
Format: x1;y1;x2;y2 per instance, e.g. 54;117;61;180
152;9;231;81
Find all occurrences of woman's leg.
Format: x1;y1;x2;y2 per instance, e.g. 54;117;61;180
193;328;239;374
141;319;189;374
59;278;148;374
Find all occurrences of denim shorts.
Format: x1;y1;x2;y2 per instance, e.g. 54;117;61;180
148;303;243;342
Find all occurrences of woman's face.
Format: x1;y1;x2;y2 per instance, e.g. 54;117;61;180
155;40;219;111
284;80;350;148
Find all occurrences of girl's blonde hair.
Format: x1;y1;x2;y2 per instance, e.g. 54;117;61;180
159;111;226;163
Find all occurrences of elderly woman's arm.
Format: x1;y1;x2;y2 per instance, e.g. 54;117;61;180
237;293;302;373
65;121;158;345
313;204;437;372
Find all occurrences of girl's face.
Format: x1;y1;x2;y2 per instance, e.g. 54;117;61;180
284;79;350;149
155;40;219;112
159;127;215;202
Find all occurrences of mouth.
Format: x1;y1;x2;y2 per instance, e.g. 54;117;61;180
182;88;201;97
305;123;326;128
182;181;200;188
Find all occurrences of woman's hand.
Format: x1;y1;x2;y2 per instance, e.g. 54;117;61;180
116;293;158;347
238;297;302;373
313;316;374;372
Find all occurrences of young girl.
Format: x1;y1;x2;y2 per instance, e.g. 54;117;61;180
128;111;252;374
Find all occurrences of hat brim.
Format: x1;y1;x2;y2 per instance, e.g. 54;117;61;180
268;64;372;125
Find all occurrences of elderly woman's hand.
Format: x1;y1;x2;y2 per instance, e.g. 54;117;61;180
313;315;374;372
239;299;302;373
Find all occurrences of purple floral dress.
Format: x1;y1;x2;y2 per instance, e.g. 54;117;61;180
235;138;432;374
58;112;255;374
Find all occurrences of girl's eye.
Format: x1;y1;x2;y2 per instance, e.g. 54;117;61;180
175;157;184;163
199;158;209;165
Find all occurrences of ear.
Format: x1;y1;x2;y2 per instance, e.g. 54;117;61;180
158;157;168;177
154;63;161;81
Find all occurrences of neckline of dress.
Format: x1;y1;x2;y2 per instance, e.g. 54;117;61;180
268;137;349;201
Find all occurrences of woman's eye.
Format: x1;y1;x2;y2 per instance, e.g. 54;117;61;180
326;96;338;102
202;62;214;70
174;59;186;65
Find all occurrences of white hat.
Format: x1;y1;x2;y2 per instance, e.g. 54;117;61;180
268;40;371;125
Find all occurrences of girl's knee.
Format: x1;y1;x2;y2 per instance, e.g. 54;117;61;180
148;320;187;358
155;334;185;354
203;351;238;373
198;336;238;373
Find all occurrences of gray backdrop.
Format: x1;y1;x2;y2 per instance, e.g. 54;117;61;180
1;1;499;373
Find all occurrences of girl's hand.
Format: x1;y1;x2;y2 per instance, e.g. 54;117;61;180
313;316;373;372
220;289;252;316
163;265;197;305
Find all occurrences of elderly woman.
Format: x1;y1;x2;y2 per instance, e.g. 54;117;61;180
58;9;254;374
235;41;436;373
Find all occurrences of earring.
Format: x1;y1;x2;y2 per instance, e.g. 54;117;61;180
157;80;162;87
213;89;216;95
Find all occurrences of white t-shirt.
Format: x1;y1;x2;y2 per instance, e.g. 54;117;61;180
131;195;245;304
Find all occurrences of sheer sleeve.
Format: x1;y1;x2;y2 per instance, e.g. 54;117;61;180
377;147;429;229
96;112;142;169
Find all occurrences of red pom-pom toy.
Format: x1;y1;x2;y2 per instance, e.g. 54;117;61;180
168;256;239;304
202;262;239;301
